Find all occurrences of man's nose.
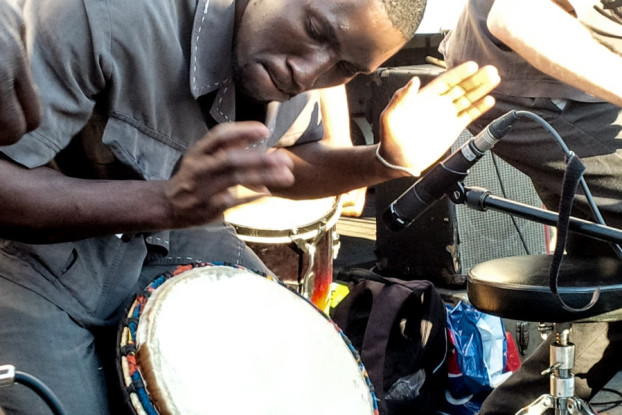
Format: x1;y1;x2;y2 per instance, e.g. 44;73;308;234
286;51;338;93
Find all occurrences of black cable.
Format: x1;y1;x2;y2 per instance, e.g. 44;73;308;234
589;387;622;411
489;151;532;255
13;371;68;415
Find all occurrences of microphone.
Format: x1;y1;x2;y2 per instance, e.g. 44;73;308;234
382;110;520;231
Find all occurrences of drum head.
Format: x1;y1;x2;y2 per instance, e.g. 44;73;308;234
118;263;377;415
224;195;340;240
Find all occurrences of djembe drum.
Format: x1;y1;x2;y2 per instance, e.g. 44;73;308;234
117;262;378;415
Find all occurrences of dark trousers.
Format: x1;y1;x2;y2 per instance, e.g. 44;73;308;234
0;224;270;415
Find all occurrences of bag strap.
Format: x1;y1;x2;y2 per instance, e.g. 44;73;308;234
549;153;599;312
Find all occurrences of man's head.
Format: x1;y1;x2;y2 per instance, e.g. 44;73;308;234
381;0;427;40
233;0;426;102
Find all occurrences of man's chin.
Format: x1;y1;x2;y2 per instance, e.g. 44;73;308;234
238;82;290;103
233;61;291;103
238;87;271;104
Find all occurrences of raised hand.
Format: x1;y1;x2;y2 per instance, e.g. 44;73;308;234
377;61;500;177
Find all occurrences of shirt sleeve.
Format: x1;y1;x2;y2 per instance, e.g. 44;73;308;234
270;90;324;148
0;0;106;168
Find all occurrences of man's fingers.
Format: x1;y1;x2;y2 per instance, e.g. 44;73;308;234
454;65;500;97
193;121;271;155
384;76;421;110
457;95;497;124
423;61;480;95
229;153;294;189
190;147;294;192
451;79;500;114
438;65;500;102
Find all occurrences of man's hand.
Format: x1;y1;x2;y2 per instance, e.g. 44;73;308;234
164;122;295;227
0;0;41;145
377;61;500;177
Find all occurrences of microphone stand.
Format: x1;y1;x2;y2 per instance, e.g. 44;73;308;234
449;183;622;245
448;182;622;415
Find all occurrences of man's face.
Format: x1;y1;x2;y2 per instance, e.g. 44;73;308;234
233;0;407;102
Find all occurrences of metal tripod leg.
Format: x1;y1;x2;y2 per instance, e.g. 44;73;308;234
516;323;600;415
516;394;554;414
516;395;598;414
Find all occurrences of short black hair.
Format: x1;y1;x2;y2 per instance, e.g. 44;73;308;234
381;0;427;40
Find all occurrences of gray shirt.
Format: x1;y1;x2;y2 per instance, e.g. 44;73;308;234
1;0;323;180
0;0;323;322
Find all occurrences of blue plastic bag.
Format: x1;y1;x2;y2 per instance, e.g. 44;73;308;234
445;301;512;396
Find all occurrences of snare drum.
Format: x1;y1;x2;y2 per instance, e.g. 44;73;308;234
117;263;378;415
224;195;341;312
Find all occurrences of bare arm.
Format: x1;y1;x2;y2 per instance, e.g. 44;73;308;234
0;122;294;243
0;159;171;242
271;141;387;200
270;62;500;200
487;0;622;107
3;63;498;243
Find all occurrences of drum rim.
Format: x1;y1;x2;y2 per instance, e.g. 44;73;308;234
229;197;342;243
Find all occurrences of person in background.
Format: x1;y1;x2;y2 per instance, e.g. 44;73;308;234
441;0;622;412
0;0;40;145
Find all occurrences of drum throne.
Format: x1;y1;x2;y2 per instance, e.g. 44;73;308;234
468;254;622;414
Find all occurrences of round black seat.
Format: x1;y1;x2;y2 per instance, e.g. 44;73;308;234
467;254;622;323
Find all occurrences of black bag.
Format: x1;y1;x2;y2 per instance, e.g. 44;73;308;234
331;268;448;415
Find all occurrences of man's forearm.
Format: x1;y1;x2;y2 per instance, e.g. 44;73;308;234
0;159;172;243
269;142;400;200
488;0;622;107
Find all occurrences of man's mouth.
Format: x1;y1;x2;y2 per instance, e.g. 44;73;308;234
264;64;296;99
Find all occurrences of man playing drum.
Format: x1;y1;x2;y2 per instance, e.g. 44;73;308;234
0;0;500;413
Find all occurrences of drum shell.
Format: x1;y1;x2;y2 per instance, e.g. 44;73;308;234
225;196;341;312
243;227;336;312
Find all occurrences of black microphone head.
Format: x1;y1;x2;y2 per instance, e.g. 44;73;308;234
382;204;413;232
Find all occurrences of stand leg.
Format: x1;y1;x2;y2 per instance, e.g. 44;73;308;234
515;324;601;415
516;394;555;414
567;397;599;415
